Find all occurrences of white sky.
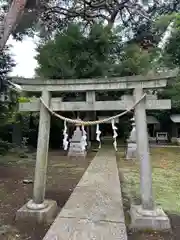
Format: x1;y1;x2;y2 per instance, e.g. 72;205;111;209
7;36;38;78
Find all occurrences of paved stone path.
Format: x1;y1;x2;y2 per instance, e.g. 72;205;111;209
43;149;127;240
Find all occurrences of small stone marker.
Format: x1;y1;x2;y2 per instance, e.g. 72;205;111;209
126;118;137;160
68;126;87;158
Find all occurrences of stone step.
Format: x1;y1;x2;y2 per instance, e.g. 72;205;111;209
43;149;127;240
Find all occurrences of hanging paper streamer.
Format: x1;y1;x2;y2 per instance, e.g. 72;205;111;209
63;120;69;150
81;125;87;151
96;124;101;149
111;119;118;151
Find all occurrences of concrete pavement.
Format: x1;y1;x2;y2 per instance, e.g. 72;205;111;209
43;149;127;240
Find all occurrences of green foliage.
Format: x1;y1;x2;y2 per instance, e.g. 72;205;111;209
0;46;19;152
154;14;175;33
164;33;180;67
6;0;180;40
157;14;180;111
118;44;154;76
159;77;180;110
18;96;30;103
0;46;17;126
36;23;123;79
36;23;155;79
0;139;14;155
0;47;17;127
0;46;15;91
0;101;16;126
159;13;180;67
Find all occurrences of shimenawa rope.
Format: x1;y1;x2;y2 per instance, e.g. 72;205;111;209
40;93;146;126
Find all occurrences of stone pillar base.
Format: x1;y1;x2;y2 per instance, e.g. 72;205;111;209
68;152;87;158
130;205;171;231
16;199;58;224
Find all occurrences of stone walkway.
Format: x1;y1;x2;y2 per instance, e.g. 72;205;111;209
43;149;127;240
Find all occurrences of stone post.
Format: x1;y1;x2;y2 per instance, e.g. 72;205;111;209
130;88;170;231
133;88;153;210
89;112;96;141
16;90;58;223
85;113;91;149
86;91;96;142
32;90;51;205
126;117;137;160
12;114;22;147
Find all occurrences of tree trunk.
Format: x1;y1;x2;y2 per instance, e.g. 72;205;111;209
0;0;28;50
107;10;118;29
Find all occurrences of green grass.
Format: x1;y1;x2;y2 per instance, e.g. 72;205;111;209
118;147;180;213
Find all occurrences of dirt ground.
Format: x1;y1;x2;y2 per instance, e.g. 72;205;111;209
1;147;180;240
0;150;95;240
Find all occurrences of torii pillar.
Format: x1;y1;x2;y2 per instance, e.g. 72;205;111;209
130;88;171;230
16;90;58;223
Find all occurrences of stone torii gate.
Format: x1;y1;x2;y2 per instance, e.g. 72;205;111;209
15;71;175;229
19;91;171;112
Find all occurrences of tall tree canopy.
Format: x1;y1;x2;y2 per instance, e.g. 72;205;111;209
2;0;180;40
36;23;154;79
36;23;123;79
163;15;180;67
156;15;180;110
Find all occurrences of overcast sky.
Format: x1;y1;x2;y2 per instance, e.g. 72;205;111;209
8;36;38;78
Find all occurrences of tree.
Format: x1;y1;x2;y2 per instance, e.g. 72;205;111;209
36;23;123;79
2;0;177;40
163;23;180;67
159;79;180;110
36;21;158;79
0;0;30;50
36;22;156;106
19;0;180;40
0;0;152;42
0;46;15;91
157;14;180;110
0;0;28;92
117;43;156;76
0;46;17;152
128;4;180;51
38;0;152;29
1;0;179;49
33;0;180;32
1;0;180;45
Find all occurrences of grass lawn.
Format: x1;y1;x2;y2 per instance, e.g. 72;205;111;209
117;146;180;239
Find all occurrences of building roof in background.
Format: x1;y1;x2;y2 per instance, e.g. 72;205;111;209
170;114;180;123
147;116;159;124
